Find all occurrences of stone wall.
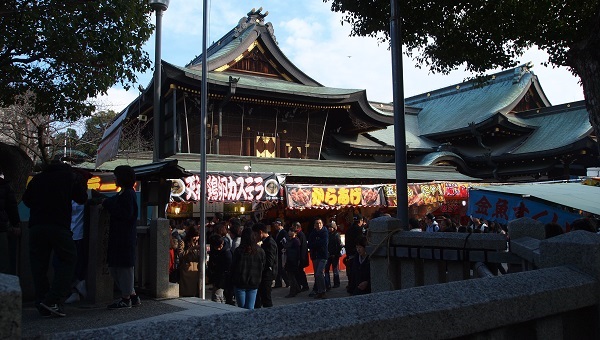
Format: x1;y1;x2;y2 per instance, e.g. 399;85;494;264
47;266;597;339
0;273;21;339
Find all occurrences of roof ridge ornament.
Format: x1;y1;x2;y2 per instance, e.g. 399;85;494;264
234;8;276;42
234;8;268;37
512;62;534;84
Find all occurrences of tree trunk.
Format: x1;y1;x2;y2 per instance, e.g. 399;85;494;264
568;12;600;157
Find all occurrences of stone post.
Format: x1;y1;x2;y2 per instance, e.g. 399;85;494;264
87;205;114;304
538;231;600;280
16;222;35;301
149;218;171;298
507;217;545;241
537;231;600;337
0;273;21;338
367;216;403;292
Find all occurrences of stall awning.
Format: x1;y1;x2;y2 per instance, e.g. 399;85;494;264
131;160;192;181
85;153;480;183
471;182;600;215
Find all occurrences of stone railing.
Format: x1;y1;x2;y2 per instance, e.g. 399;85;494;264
367;218;520;291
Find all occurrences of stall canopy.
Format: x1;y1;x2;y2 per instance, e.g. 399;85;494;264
467;182;599;228
471;182;600;215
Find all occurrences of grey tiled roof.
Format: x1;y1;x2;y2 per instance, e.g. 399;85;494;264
187;24;255;67
508;102;592;154
406;66;537;136
173;64;364;98
367;114;439;150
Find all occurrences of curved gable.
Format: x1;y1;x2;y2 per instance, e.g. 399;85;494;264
186;9;320;86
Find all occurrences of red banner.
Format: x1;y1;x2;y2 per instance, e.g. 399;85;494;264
285;184;384;209
384;183;446;207
443;182;470;199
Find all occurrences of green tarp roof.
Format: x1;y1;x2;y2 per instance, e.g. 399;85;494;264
82;154;479;183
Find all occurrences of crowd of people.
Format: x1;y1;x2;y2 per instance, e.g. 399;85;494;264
4;160;598;318
411;212;509;235
411;211;599;239
168;214;372;309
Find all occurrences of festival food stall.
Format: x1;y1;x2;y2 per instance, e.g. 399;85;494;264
467;181;600;230
384;182;476;225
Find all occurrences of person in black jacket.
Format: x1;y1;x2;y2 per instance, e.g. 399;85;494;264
292;221;310;292
253;222;278;308
23;161;88;317
325;221;343;290
231;227;265;310
344;215;364;293
348;235;371;295
102;165;140;310
283;227;301;297
208;234;232;303
273;219;289;288
0;164;21;275
308;218;328;299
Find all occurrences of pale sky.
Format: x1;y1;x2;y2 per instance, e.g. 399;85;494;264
96;1;584;113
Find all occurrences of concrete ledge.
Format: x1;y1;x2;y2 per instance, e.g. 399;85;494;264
389;230;508;250
49;266;597;339
368;217;508;251
0;273;21;339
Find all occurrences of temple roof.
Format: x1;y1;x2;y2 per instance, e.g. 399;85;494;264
169;62;366;100
361;98;593;158
367;112;439;151
186;8;320;86
407;63;551;137
508;101;593;155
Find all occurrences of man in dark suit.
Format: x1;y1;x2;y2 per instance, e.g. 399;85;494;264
273;219;289;288
253;223;278;308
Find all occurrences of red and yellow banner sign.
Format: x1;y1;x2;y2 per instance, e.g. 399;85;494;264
285;184;384;209
385;182;482;207
384;182;446;207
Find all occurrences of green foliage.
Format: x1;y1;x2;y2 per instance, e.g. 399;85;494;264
323;0;598;75
0;0;154;121
324;0;600;154
79;109;117;156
